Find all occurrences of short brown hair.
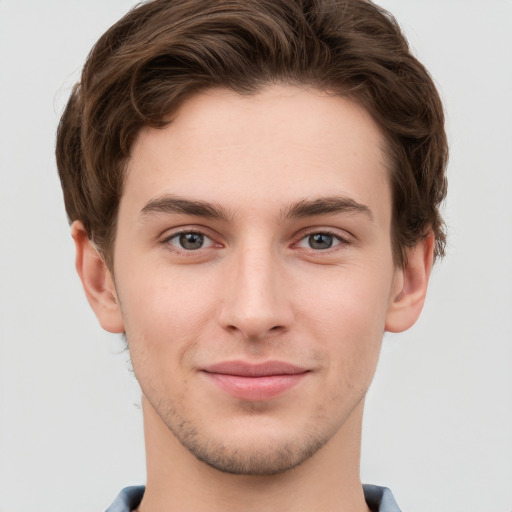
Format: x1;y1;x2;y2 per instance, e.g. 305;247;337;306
56;0;448;268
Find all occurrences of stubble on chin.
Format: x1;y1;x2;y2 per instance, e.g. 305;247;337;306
151;398;330;476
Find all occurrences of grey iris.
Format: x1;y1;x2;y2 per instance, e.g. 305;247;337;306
309;233;333;250
180;233;204;250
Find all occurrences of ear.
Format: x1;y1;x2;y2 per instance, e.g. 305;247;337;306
71;221;124;333
385;233;435;333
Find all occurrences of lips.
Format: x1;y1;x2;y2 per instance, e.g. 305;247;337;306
201;361;309;401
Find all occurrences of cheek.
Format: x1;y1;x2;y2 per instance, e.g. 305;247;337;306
297;262;393;334
115;265;218;363
117;274;211;405
295;262;393;381
120;258;214;319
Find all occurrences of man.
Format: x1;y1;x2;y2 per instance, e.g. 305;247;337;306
56;0;447;510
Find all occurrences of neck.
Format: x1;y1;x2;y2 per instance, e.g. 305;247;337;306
138;396;370;512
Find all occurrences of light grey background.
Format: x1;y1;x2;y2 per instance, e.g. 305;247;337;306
0;1;511;511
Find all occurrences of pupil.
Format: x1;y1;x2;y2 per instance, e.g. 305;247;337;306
180;233;203;250
309;233;333;250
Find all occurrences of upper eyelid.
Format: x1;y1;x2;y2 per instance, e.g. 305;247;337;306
163;228;209;238
159;225;220;241
159;228;216;252
158;225;353;245
293;227;353;242
162;230;219;255
166;231;212;241
294;232;350;250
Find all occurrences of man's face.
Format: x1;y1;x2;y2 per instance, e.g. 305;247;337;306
111;85;402;474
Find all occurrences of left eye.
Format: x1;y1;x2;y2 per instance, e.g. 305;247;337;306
167;232;214;251
297;233;345;250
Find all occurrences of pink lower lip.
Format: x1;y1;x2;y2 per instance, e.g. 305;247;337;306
204;372;308;401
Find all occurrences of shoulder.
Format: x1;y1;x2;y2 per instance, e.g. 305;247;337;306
105;484;401;512
363;484;403;512
105;486;145;512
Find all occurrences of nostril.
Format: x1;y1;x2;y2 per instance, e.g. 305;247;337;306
222;323;285;339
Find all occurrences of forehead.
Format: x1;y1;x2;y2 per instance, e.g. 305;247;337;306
122;85;390;224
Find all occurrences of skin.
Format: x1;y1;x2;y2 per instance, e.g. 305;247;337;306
73;85;433;512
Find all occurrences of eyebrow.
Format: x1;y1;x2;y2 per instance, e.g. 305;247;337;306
282;196;374;222
139;194;373;223
140;195;231;221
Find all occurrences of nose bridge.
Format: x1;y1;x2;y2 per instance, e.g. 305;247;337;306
219;235;291;339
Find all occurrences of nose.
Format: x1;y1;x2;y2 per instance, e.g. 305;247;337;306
218;242;293;341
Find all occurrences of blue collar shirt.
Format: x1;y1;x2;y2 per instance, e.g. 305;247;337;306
105;484;402;511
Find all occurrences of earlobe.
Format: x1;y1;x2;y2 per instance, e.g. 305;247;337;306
71;221;124;333
385;233;435;333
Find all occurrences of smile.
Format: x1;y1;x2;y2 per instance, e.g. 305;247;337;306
201;361;310;401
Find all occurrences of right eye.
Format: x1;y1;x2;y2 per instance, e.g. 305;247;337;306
165;231;215;251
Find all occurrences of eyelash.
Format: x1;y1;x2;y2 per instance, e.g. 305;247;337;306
160;228;351;255
294;230;351;251
162;229;219;255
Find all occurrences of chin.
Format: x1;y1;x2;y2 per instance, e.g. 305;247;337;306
182;433;329;476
